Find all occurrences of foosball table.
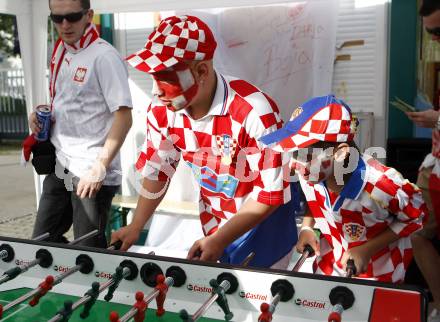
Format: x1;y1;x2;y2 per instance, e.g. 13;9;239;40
0;236;428;322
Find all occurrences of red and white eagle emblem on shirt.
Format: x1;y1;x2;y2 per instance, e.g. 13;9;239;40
73;67;87;83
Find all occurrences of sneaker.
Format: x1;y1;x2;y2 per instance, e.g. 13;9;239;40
429;308;440;322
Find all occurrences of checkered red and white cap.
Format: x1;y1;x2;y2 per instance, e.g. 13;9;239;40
260;94;359;152
126;15;217;73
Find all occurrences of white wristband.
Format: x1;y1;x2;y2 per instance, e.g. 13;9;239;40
300;226;315;233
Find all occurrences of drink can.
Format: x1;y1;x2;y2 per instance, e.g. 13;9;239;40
35;105;51;141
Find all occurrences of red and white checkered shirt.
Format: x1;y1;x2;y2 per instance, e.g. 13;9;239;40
419;129;440;177
136;73;290;235
432;128;440;159
300;155;427;283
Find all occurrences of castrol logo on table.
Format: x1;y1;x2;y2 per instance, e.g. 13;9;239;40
95;270;113;279
53;264;71;273
186;284;212;293
238;290;268;301
295;297;329;310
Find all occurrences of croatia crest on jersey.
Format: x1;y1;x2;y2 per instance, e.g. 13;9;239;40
343;223;366;242
216;134;238;166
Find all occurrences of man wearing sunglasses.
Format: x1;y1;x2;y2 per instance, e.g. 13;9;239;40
406;1;440;321
28;0;133;248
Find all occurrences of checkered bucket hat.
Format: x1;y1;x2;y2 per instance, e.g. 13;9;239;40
126;15;217;73
259;94;359;152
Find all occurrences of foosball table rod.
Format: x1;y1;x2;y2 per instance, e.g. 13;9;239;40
109;275;174;322
0;275;54;315
46;248;138;322
240;252;255;267
68;230;99;245
259;279;295;322
0;254;93;318
181;279;231;322
0;232;120;318
345;259;356;278
292;244;315;272
0;230;98;286
33;232;51;241
327;259;356;321
0;232;50;263
327;286;355;322
47;267;133;322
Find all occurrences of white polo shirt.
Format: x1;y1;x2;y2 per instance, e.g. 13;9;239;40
50;39;133;185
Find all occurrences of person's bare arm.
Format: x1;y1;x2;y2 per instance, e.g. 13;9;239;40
340;227;399;274
406;109;439;128
111;177;168;251
296;214;320;256
77;107;132;198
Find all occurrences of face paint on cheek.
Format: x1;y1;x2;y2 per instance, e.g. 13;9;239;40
155;80;184;98
292;160;311;179
295;154;333;183
310;156;333;183
152;64;199;110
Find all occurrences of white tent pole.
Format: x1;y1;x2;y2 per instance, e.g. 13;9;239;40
16;0;49;207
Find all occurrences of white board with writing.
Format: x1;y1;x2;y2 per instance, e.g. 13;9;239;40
173;1;339;121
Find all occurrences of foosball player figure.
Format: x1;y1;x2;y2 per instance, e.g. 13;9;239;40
179;309;193;322
133;291;147;322
58;300;73;322
80;281;100;319
258;302;273;322
155;274;169;316
109;311;120;322
29;275;55;306
105;266;124;301
210;279;233;321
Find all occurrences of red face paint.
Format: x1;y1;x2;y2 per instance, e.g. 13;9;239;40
152;62;199;111
292;148;334;183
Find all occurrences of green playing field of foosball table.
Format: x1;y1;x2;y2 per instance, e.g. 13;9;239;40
0;288;219;322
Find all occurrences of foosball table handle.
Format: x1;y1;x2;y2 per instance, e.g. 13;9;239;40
346;259;356;278
108;240;123;251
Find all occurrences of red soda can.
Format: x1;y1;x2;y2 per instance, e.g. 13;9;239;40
35;105;51;141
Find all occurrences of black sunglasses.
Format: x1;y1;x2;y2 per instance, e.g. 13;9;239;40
426;26;440;37
50;9;88;24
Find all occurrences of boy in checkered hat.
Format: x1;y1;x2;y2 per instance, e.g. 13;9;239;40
111;15;297;268
260;94;427;282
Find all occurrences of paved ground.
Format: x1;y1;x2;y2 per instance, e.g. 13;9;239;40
0;147;74;240
0;151;36;219
0;149;37;239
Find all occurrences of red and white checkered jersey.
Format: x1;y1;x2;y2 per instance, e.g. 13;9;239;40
433;129;440;159
136;73;291;235
300;155;427;283
419;128;440;178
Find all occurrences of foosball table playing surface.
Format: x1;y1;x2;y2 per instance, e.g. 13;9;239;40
0;236;428;322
